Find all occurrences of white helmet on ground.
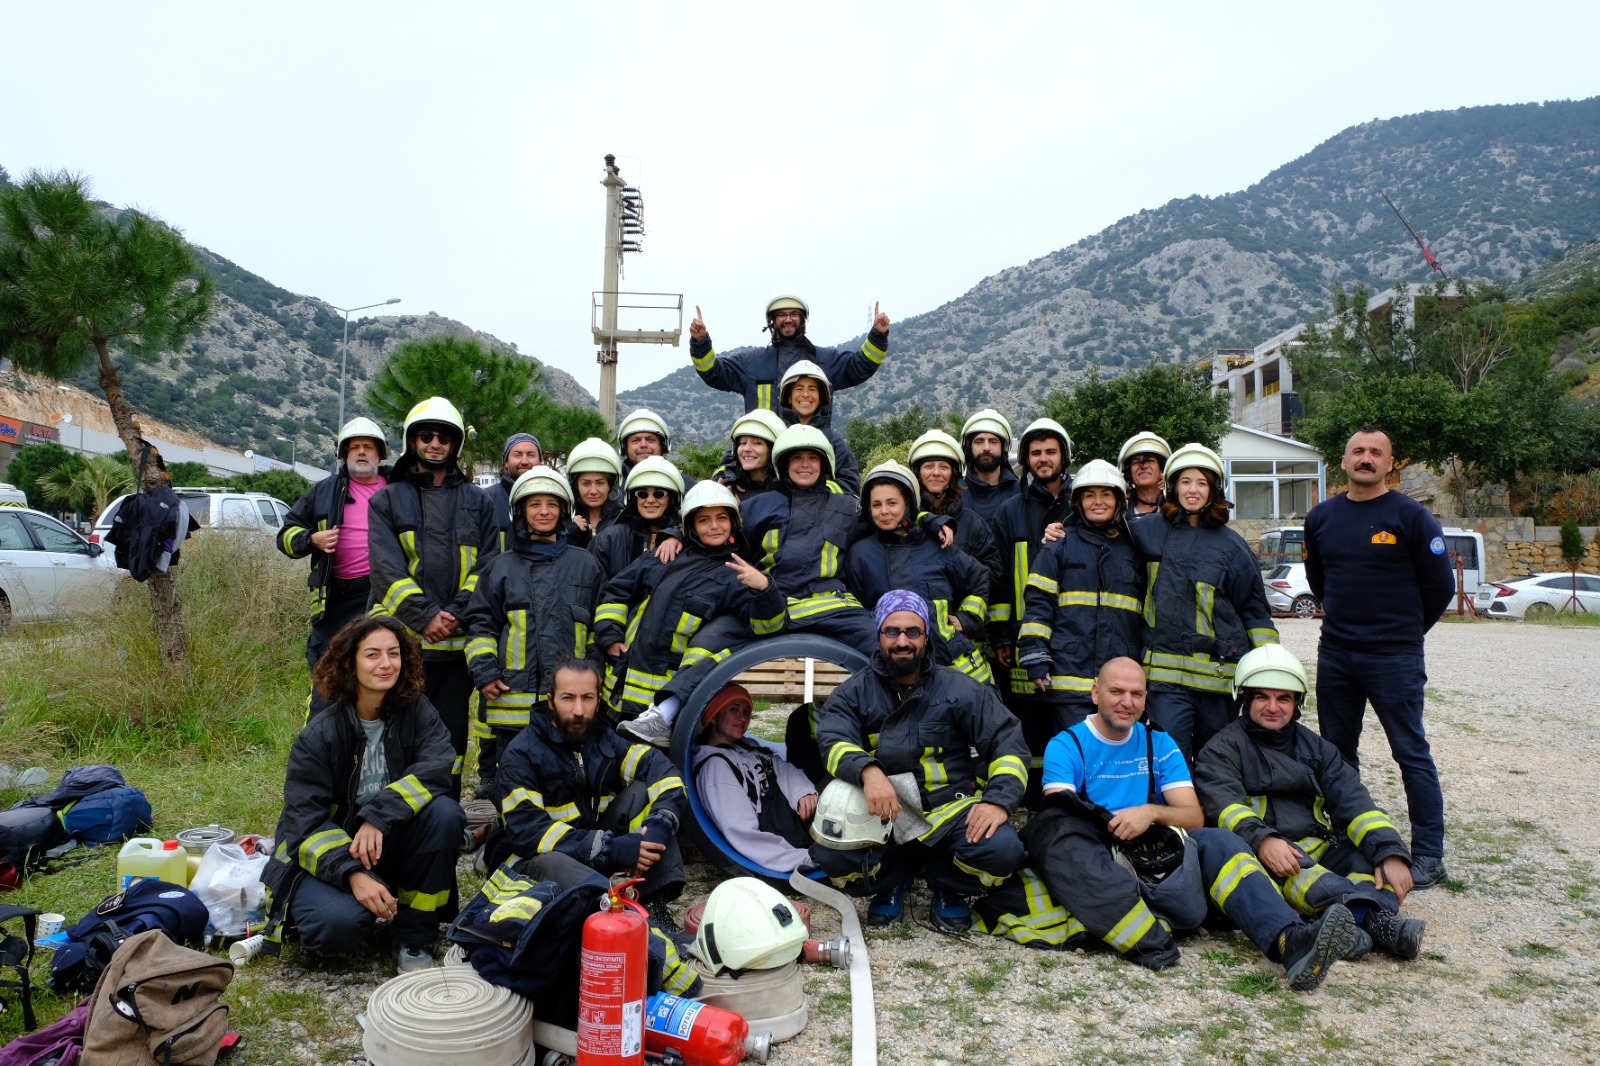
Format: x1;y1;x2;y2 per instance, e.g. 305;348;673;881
694;878;809;973
617;408;671;453
810;779;890;851
336;417;388;461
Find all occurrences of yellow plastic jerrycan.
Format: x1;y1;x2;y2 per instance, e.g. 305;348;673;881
118;837;191;889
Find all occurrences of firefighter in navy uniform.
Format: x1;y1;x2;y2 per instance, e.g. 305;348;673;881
909;429;1003;599
278;416;393;679
562;437;624;550
714;408;785;502
587;456;685;583
957;408;1020;524
1118;431;1171;521
367;396;499;794
483;432;542;553
1194;644;1427;960
463;466;605;802
738;424;878;654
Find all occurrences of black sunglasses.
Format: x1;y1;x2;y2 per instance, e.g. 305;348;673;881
633;487;671;501
414;429;458;445
879;626;925;640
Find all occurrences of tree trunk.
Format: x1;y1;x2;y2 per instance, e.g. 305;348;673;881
96;338;188;667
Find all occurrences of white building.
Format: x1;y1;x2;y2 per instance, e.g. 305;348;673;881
1217;423;1326;522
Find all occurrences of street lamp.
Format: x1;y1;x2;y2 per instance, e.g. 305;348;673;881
331;298;401;427
276;435;297;469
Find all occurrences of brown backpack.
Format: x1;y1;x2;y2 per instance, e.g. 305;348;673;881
83;929;232;1066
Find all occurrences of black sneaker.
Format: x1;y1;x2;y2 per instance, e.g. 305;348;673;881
1279;903;1359;991
930;890;973;934
1410;855;1448;890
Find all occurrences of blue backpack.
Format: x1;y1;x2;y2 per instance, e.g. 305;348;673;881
48;880;209;995
14;767;153;847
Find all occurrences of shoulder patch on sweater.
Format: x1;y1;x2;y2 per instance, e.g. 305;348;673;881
1429;536;1446;554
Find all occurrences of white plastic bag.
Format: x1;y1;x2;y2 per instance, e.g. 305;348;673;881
189;842;268;937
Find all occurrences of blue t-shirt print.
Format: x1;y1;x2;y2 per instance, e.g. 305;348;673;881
1041;719;1192;813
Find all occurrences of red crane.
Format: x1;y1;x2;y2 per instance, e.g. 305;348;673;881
1381;191;1451;282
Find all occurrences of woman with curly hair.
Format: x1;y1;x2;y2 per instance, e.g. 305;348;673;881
260;615;466;973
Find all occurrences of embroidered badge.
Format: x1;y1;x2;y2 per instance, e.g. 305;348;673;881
1429;536;1446;554
1371;531;1396;545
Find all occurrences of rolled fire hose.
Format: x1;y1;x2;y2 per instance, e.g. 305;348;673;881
689;958;808;1044
361;966;536;1066
789;870;876;1066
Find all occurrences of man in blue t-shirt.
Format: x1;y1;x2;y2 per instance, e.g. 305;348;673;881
1022;657;1361;990
1305;427;1455;889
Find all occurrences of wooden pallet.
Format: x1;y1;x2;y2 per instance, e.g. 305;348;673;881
732;657;852;704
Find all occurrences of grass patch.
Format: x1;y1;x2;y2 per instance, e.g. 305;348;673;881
1227;970;1280;997
963;957;1012;995
1509;941;1565;959
1200;947;1249;968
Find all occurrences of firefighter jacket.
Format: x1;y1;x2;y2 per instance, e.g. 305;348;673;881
589;512;675;584
715;467;780;504
594;533;787;713
1194;715;1411;869
262;694;458;942
277;464;393;622
368;463;499;658
818;654;1029;844
564;497;622;551
497;711;686;869
690;329;888;414
987;478;1072;647
845;523;991;676
742;481;864;624
484;472;519;554
959;465;1020;524
1017;518;1146;697
1128;518;1278;694
922;488;1003;601
463;532;606;733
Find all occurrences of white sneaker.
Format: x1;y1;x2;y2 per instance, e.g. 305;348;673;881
397;945;435;974
618;708;672;748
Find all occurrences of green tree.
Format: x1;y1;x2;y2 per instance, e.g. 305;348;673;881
166;460;214;486
366;335;562;471
1040;362;1231;463
846;404;964;462
674;440;726;483
228;469;310;503
39;453;134;518
0;172;213;664
1;441;81;509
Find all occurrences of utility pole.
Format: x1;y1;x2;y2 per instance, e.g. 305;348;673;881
593;154;681;431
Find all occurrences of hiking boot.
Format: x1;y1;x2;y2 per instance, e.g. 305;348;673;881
618;708;672;748
867;879;907;927
930;890;973;934
1342;926;1374;962
1410;855;1448;890
1365;908;1426;960
397;945;435;974
1279;903;1358;991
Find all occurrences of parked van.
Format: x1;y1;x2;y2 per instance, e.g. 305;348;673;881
0;483;29;507
1256;525;1485;599
90;488;291;545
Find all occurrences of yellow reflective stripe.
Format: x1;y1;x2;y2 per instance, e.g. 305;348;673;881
680;647;728;669
1104;899;1158;953
396;886;452;913
464;636;498;662
452;753;464;777
1144;650;1235;691
537;822;573;852
1010;542;1029;624
956;652;994;685
1143;562;1160;626
1035;674;1094;692
1296;835;1330;859
1195;582;1216;638
1017;621;1051;641
279;524;307;555
385;774;432;813
1249;628;1279;646
757;383;773;411
400;530;420;573
299;828;353;876
1282;864;1328;916
507;609;528;671
575;621;589;656
1347;810;1397;846
919;747;948;790
921;795;979;837
459;545;478;593
1210;850;1268;910
787;591;859;620
693;346;718;372
645;775;683;806
489;896;546;923
987;754;1028;786
622;744;648;783
750;611;785;636
862;337;886;365
596;602;629;626
958;594;986;620
655;928;700;996
376;578;424;615
761;527;781;572
954;854;1010;888
820;541;839;579
669;611;701;657
826;742;870;777
483;866;538;904
1027;573;1060;595
1218;801;1260;832
420;634;468;652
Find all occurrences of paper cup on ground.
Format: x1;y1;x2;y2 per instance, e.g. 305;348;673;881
37;914;65;938
229;934;265;965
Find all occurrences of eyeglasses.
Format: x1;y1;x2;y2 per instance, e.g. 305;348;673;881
879;626;924;640
633;487;670;501
771;309;804;320
414;429;458;445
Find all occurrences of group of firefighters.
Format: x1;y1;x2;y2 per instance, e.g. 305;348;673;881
261;294;1449;995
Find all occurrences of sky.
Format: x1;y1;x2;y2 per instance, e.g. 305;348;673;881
4;2;1598;402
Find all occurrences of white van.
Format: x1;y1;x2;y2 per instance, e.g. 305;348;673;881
0;483;29;507
1257;525;1485;598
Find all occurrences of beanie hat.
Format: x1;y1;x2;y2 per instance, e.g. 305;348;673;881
501;432;542;467
699;683;755;730
874;590;930;633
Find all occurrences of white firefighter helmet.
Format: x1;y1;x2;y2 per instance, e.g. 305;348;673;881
336;416;388;461
1233;643;1309;697
765;295;809;320
778;359;833;408
623;455;685;498
810;779;890;851
403;397;465;442
1165;443;1228;498
772;424;836;480
694;877;809;973
1117;431;1172;469
617;408;671;453
509;465;573;512
1017;417;1074;466
908;429;963;471
681;479;741;527
1070;458;1127;497
565;436;623;479
960;408;1013;449
729;408;786;446
859;460;917;511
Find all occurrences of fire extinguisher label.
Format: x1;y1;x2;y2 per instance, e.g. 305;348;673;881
579;949;644;1057
647;993;705;1039
622;999;644;1056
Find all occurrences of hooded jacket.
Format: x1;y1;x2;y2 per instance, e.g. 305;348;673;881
1017;516;1146;698
959;464;1021;524
279;463;394;620
463;528;606;733
563;496;623;550
588;503;679;584
817;653;1029;844
261;694;457;949
1193;714;1411;868
367;456;499;657
1128;517;1278;694
741;479;864;624
690;329;888;414
921;487;1003;598
497;710;686;871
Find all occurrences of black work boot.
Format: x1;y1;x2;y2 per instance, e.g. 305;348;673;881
1341;927;1374;962
1278;903;1359;991
1365;908;1425;960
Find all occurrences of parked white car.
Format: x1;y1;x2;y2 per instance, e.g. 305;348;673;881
0;506;118;626
1262;563;1321;617
1477;572;1600;620
91;488;291;545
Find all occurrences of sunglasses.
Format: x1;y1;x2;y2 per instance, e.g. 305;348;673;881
414;429;458;445
633;487;671;501
879;626;925;640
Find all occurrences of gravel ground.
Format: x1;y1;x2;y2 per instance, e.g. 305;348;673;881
243;618;1600;1065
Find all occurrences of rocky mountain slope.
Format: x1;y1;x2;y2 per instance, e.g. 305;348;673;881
625;97;1600;441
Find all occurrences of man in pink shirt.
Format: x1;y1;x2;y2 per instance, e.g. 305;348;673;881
278;417;393;685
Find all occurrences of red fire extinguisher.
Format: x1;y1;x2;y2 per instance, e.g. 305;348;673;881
578;878;649;1066
645;993;761;1066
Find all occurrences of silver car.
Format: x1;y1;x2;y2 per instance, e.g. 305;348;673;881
1478;573;1600;620
1262;562;1321;618
0;506;118;626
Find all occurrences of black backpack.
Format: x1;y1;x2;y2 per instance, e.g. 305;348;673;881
0;905;40;1032
49;881;209;996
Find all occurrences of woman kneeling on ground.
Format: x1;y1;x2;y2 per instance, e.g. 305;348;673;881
692;683;818;873
261;615;467;973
